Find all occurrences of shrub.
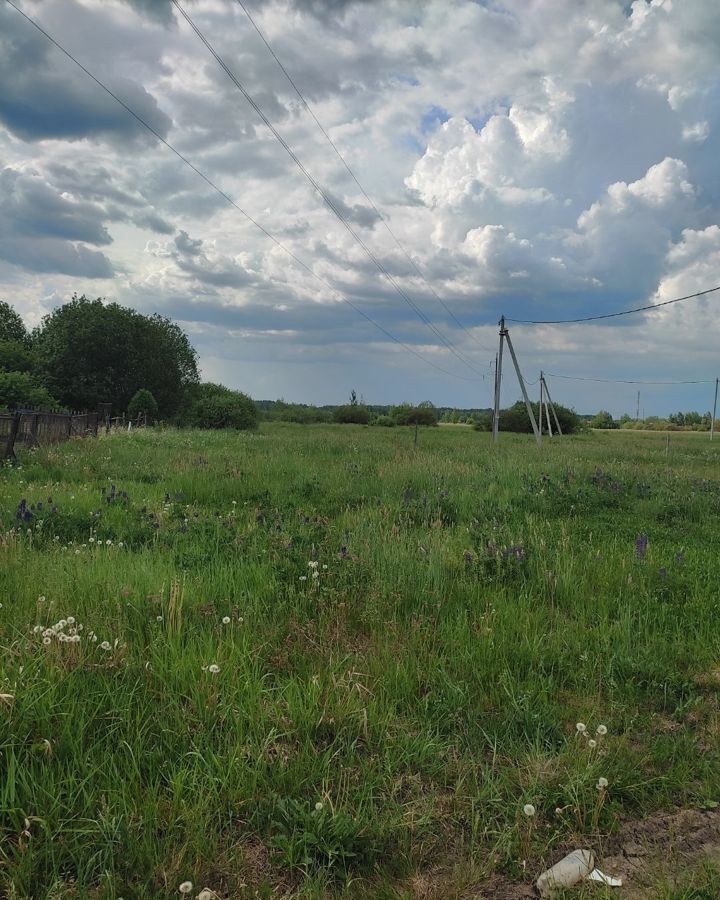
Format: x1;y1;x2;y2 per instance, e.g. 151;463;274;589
333;404;370;425
374;415;395;427
0;370;59;410
127;389;159;423
180;383;258;430
391;401;439;426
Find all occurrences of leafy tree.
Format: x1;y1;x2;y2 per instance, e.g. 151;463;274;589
333;404;370;425
482;400;583;434
0;371;58;410
180;383;257;430
391;401;439;426
127;388;158;423
349;389;358;406
591;410;617;429
0;301;28;345
33;295;198;415
0;340;37;374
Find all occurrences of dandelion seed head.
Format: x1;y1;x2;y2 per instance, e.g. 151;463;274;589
208;664;220;674
67;617;75;625
43;637;51;645
596;724;608;735
222;616;230;625
178;883;193;895
315;801;324;811
100;641;111;650
597;777;609;789
523;804;536;817
576;722;587;733
588;739;597;748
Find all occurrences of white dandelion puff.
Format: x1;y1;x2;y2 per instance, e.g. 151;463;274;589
588;739;597;748
222;616;231;625
100;641;111;650
576;722;587;733
178;883;193;895
315;801;324;811
208;664;220;674
596;724;608;735
597;777;609;789
523;804;536;817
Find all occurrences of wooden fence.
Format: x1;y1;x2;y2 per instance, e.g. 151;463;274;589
1;410;101;460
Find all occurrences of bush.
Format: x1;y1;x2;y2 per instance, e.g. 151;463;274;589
391;402;439;426
0;370;59;410
374;415;395;427
591;410;617;429
486;400;583;434
333;404;370;425
180;383;258;430
127;389;159;423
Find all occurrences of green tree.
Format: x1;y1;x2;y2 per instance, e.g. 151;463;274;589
0;371;58;410
333;404;370;424
0;340;37;374
390;402;439;426
180;383;257;430
127;388;158;423
0;301;28;345
590;410;617;429
33;295;198;415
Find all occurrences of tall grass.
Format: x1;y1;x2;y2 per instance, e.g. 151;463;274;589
1;425;719;897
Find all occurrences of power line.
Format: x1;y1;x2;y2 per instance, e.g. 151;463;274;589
170;0;487;378
4;0;483;384
232;0;496;354
545;372;714;385
506;284;720;324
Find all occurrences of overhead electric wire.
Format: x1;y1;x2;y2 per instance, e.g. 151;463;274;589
545;372;714;385
170;0;488;378
233;0;496;354
4;0;483;383
506;284;720;324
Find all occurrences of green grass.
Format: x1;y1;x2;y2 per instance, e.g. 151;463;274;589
1;424;719;898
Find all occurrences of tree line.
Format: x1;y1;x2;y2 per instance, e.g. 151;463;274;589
0;296;257;429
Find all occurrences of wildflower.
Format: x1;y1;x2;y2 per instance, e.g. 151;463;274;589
597;777;609;790
179;883;193;895
222;616;230;625
523;804;536;817
58;620;67;629
238;617;244;624
67;617;75;625
156;615;163;621
38;595;46;602
312;570;319;579
576;722;587;733
308;560;319;569
71;635;80;643
100;641;111;650
588;739;597;748
208;664;220;674
315;801;324;811
322;564;328;570
43;637;51;645
596;724;607;735
33;625;43;634
89;537;95;543
299;576;307;581
635;532;648;561
118;541;124;548
106;539;112;546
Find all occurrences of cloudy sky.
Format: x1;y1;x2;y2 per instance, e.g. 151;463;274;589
1;0;719;414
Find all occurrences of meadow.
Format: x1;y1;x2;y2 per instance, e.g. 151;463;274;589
1;424;719;899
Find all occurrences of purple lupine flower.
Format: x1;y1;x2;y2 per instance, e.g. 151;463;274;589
635;533;649;560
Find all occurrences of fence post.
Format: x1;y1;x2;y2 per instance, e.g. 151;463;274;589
29;412;39;448
3;411;22;460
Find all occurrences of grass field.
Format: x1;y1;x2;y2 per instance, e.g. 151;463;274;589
1;424;720;898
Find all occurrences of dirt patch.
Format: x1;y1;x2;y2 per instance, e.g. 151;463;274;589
599;805;720;898
462;806;720;898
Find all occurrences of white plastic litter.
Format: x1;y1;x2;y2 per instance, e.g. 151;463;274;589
587;867;623;887
536;849;594;897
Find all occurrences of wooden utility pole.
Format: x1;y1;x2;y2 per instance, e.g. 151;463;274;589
504;328;541;445
492;319;504;443
542;375;563;435
711;377;719;442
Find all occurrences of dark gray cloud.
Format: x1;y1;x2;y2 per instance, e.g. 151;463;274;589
0;167;114;277
0;5;171;143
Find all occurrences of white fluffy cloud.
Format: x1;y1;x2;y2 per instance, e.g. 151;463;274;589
0;0;719;412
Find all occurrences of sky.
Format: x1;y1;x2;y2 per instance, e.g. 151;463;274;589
1;0;719;416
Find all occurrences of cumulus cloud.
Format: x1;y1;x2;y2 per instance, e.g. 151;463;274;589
0;0;719;409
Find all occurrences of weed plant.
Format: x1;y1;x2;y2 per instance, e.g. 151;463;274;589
1;425;719;897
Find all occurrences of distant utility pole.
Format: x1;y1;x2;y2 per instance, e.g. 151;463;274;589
541;373;563;435
712;377;719;442
636;391;641;421
492;316;541;445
